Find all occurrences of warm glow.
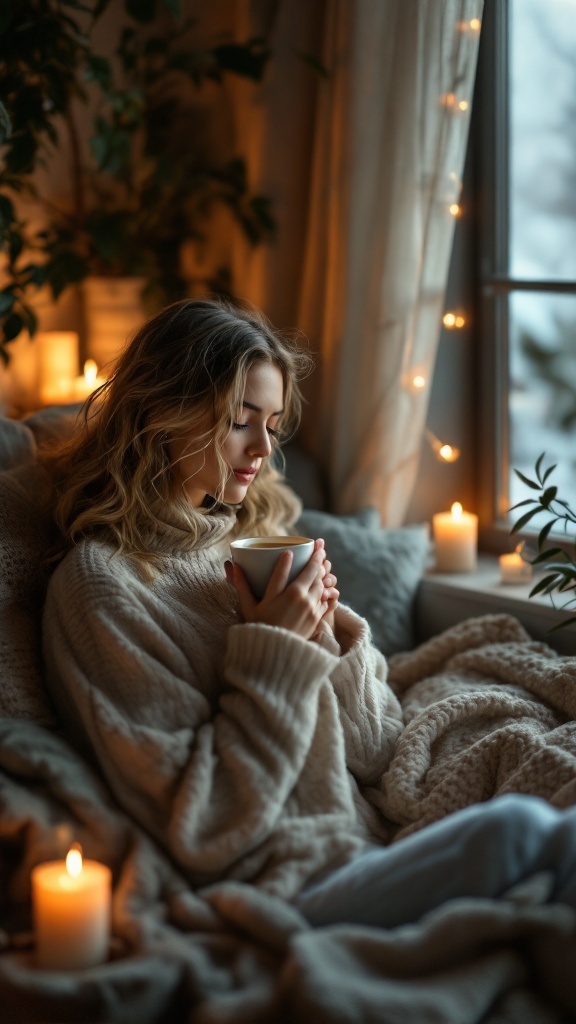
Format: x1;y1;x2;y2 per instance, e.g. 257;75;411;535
469;18;481;31
458;100;469;112
442;92;456;108
443;312;466;329
451;502;463;521
66;844;83;878
439;444;460;463
412;374;426;389
84;359;99;384
450;203;462;217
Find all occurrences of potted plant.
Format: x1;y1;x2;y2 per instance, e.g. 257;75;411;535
510;453;576;629
0;0;274;364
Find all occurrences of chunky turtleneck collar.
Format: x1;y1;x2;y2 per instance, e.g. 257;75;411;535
140;498;238;557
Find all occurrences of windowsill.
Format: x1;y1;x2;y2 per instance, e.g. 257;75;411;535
415;554;576;656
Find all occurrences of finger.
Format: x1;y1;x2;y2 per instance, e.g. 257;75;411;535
232;562;258;617
264;549;294;599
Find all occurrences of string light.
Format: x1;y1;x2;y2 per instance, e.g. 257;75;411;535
412;374;426;389
449;203;461;217
458;100;469;112
469;18;481;32
426;429;461;463
442;312;466;329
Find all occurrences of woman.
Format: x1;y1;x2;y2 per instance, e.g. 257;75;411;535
42;298;576;927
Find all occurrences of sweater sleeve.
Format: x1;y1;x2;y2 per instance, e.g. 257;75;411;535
327;604;404;785
42;547;340;884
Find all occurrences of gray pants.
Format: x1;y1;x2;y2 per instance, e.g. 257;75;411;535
296;794;576;928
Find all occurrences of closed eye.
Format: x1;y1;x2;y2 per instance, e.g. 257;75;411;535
233;422;282;439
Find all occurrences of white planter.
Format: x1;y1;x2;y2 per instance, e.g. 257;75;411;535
83;276;146;374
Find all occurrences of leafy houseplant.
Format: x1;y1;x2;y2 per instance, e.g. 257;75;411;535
510;453;576;629
0;0;274;362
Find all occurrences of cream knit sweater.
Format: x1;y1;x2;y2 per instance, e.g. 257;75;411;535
42;509;403;899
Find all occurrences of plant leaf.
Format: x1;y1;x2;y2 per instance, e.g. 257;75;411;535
510;506;544;533
513;468;540;490
530;573;560;597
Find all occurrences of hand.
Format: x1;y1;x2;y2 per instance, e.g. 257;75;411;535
225;539;338;640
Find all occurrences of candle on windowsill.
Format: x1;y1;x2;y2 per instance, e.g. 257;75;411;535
499;545;533;585
32;844;111;969
432;502;478;572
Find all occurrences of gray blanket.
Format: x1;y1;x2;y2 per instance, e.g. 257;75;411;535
1;614;576;1023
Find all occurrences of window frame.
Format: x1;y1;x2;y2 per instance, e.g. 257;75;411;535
475;0;576;552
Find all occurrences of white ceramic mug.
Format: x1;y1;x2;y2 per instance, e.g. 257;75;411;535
230;536;314;599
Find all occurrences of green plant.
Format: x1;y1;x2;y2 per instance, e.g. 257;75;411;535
0;0;274;362
510;453;576;629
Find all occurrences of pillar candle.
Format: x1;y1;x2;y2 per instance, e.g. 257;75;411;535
432;502;478;572
37;331;79;405
32;846;111;970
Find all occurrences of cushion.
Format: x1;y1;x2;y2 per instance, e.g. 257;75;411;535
296;508;430;656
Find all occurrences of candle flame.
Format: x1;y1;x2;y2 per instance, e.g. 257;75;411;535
451;501;463;521
66;843;83;878
83;360;99;385
515;542;525;556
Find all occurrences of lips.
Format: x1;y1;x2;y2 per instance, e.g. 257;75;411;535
233;468;258;483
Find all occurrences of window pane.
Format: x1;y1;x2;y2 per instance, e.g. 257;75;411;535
508;290;576;521
509;0;576;281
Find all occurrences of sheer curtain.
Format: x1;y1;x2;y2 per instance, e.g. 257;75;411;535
234;0;483;523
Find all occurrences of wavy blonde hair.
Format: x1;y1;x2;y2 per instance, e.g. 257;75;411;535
45;298;313;568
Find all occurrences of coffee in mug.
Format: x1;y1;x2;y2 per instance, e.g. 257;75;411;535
230;536;314;598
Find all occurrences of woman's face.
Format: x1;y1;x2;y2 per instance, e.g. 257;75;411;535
170;361;285;507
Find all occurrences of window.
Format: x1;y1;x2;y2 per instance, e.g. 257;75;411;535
477;0;576;538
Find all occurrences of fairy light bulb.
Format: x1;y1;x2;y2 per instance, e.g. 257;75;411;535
458;100;469;112
443;312;456;328
454;315;466;328
412;374;426;389
469;18;481;31
439;444;460;463
450;203;461;217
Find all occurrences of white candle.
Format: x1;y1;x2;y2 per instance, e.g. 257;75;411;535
499;550;533;585
37;331;79;406
432;501;478;572
72;359;106;402
32;845;111;969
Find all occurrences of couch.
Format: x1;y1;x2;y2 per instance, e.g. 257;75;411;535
1;407;576;1023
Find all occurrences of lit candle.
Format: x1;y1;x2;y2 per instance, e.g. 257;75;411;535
499;546;533;585
432;501;478;572
72;360;107;402
37;331;79;406
32;844;111;969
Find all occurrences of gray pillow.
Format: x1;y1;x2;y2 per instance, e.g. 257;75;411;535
296;508;430;656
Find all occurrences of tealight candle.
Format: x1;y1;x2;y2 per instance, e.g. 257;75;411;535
32;845;111;970
72;359;106;402
499;549;533;585
432;501;478;572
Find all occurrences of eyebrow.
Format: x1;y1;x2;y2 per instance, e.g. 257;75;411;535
243;401;284;416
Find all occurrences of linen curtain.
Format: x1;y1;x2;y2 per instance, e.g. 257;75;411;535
234;0;483;524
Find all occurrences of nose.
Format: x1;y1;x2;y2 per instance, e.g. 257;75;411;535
247;425;272;459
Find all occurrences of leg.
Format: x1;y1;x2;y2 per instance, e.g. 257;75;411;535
295;794;576;928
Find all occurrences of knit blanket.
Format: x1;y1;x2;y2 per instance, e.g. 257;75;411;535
1;613;576;1023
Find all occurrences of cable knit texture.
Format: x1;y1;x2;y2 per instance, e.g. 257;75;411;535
371;614;576;840
42;512;404;899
